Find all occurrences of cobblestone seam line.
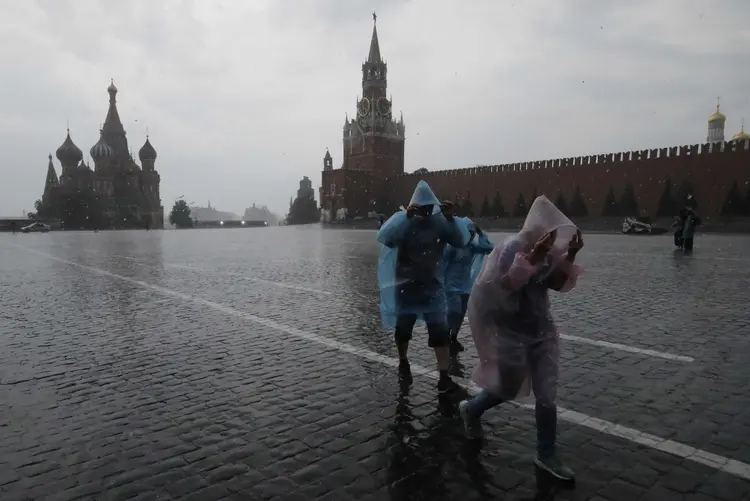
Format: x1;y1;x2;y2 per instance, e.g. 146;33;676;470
557;334;694;361
11;244;750;482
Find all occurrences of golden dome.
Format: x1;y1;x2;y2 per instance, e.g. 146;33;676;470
732;125;750;141
708;103;726;123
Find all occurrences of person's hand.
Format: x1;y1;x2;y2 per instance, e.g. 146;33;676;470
529;229;556;264
440;201;455;219
406;204;420;218
566;230;583;261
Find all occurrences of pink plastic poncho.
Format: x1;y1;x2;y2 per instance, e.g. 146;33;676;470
468;195;583;403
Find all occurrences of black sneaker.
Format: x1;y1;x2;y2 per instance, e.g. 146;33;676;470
398;359;413;384
437;375;459;394
535;455;575;481
450;340;465;354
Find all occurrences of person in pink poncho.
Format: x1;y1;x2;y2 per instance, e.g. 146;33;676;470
458;195;584;481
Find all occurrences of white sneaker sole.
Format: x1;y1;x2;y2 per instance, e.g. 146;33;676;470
458;401;484;439
534;457;574;481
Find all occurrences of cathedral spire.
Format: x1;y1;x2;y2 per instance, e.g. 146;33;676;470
104;79;124;132
101;79;129;157
368;12;382;64
44;154;59;196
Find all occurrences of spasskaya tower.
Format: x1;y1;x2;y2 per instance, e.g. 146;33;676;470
343;12;405;175
320;13;405;222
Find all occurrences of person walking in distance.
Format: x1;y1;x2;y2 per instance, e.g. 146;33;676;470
681;208;701;252
458;195;584;481
376;180;470;393
672;208;687;248
443;219;493;353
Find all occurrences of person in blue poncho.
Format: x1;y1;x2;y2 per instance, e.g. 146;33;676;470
376;181;471;393
443;220;494;354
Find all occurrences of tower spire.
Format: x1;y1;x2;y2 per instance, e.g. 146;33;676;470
101;79;129;157
44;153;59;198
368;12;382;64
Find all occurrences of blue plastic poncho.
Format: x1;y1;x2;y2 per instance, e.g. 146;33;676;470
470;233;494;285
443;218;494;315
376;181;471;329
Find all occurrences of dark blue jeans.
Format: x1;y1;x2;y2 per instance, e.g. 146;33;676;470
466;389;557;458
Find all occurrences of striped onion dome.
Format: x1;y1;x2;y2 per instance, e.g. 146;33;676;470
90;137;113;160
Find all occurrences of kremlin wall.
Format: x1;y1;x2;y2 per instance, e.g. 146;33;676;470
320;16;750;226
385;139;750;222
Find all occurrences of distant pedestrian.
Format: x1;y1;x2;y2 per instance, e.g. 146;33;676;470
672;210;686;248
11;221;16;235
459;195;584;481
376;180;470;394
682;208;701;252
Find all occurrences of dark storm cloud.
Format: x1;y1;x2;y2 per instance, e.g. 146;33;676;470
0;0;747;217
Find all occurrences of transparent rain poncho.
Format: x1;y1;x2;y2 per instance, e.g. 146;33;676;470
376;181;471;329
467;195;583;403
443;217;494;315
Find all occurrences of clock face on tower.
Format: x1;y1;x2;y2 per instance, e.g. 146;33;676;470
376;97;391;116
358;98;370;117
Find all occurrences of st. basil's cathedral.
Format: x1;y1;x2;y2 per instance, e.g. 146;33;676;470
40;81;163;229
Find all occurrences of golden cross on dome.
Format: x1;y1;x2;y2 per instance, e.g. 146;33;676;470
373;11;376;23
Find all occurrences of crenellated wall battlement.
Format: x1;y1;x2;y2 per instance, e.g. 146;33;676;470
397;140;750;180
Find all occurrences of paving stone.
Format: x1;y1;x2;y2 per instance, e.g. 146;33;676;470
1;231;750;501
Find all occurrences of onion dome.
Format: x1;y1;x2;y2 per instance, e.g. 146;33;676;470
108;79;118;93
708;104;726;123
732;124;750;142
55;130;83;164
138;136;157;161
90;137;113;160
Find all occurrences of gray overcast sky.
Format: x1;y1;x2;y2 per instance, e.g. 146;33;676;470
1;0;748;217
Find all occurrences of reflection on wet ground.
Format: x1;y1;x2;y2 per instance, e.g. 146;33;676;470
1;228;750;500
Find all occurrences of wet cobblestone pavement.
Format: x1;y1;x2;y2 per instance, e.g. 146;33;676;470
2;228;750;500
